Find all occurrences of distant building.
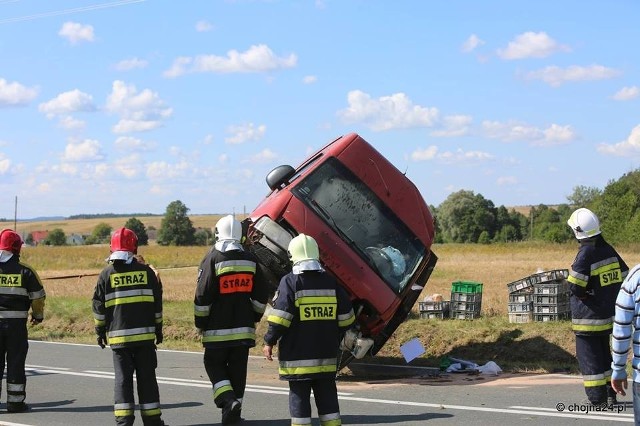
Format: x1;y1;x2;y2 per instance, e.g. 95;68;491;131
66;233;85;245
30;231;48;245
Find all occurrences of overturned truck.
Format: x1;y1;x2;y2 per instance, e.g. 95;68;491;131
243;133;437;368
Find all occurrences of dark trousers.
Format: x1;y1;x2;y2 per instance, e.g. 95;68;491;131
0;320;28;406
289;378;341;425
204;346;249;408
113;346;162;426
576;334;615;404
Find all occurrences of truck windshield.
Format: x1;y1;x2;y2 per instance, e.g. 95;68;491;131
291;157;426;294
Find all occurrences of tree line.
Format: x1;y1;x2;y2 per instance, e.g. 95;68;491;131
32;201;212;247
432;169;640;244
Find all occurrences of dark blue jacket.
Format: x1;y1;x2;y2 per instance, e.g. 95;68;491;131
568;235;628;335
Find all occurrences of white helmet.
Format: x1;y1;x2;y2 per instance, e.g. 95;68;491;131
214;215;242;242
567;208;601;240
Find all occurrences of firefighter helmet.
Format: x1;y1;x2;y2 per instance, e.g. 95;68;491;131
0;229;22;255
110;228;138;253
288;233;320;265
214;215;242;242
567;208;601;240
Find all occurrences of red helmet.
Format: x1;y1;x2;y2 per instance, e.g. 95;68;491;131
111;228;138;253
0;229;22;255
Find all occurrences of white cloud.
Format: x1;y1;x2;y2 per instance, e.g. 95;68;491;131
461;34;484;53
482;120;575;145
337;90;439;131
39;89;95;117
430;115;472;137
539;124;575;146
524;64;621;87
224;123;267;144
410;146;438;161
496;176;518;186
58;115;86;130
146;160;189;180
612;86;639;101
163;44;297;78
245;148;277;164
303;75;318;84
0;78;38;106
597;125;640;156
203;134;214;145
410;146;493;163
62;139;104;162
0;154;11;174
114;154;141;178
114;57;148;71
437;149;493;164
195;20;213;32
106;80;173;134
497;31;569;60
218;153;228;163
114;136;155;151
58;21;95;44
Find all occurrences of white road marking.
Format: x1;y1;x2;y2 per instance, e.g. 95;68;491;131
24;364;632;422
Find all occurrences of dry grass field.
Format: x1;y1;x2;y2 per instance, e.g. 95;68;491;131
13;216;640;372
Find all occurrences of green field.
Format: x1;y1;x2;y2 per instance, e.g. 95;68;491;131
15;216;640;373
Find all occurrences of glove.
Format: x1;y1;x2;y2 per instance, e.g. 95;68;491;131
96;327;107;349
30;316;43;326
155;329;163;345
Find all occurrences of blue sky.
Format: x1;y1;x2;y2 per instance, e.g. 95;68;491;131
1;0;638;219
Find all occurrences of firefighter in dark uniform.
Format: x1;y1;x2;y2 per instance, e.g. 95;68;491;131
92;228;165;426
0;229;45;413
194;215;268;425
263;233;355;426
567;208;628;406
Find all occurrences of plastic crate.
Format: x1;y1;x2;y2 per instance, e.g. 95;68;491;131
508;302;533;313
451;281;483;294
509;292;534;303
450;300;482;312
451;292;483;302
451;310;481;320
529;269;569;284
534;281;570;295
509;312;533;323
418;301;449;312
533;312;571;322
533;303;570;314
420;311;447;320
506;277;534;294
534;293;569;305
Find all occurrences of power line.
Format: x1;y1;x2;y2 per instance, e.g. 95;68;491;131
0;0;146;25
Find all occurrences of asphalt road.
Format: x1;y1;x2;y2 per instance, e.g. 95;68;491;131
0;340;634;425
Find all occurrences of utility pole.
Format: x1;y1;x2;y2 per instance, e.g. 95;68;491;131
13;196;17;231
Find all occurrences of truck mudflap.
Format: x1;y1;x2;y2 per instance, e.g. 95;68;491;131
338;251;438;370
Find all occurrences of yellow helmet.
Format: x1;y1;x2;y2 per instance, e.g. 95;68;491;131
288;233;319;265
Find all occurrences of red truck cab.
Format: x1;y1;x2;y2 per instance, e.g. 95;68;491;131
245;133;437;364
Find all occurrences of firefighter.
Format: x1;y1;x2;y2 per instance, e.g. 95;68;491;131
92;228;165;426
0;229;45;413
567;208;628;406
263;233;355;426
194;215;268;425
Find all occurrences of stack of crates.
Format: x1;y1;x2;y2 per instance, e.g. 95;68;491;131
418;300;450;320
450;281;483;319
506;276;535;323
506;269;570;323
532;270;570;321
